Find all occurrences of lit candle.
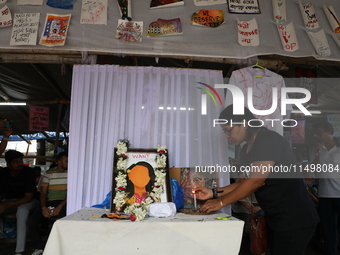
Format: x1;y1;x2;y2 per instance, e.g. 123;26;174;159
193;192;197;210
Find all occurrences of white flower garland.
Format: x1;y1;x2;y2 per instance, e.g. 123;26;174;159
113;141;167;221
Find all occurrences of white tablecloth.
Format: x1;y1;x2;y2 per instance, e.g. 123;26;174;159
43;207;244;255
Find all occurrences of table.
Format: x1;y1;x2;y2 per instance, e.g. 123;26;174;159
43;207;244;255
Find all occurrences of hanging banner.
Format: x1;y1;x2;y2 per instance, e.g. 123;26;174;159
29;106;49;131
323;5;340;34
307;29;331;57
272;0;286;23
237;17;259;46
277;22;299;52
299;1;319;29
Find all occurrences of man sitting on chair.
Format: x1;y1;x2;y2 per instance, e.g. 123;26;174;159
40;151;68;219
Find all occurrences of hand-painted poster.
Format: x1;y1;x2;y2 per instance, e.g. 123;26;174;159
147;18;182;37
46;0;75;9
307;29;331;57
295;68;317;104
299;1;319;29
228;0;260;14
29;106;49;131
80;0;108;25
179;167;217;209
277;22;299;52
191;9;224;28
17;0;43;5
194;0;226;6
323;5;340;34
291;120;305;145
237;18;259;46
272;0;286;23
0;5;12;28
39;14;71;47
117;0;131;20
150;0;184;9
116;19;142;43
10;13;40;46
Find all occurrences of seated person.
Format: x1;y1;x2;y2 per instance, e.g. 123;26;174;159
0;150;43;255
40;152;68;218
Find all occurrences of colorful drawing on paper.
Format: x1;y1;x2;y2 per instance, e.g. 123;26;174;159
191;10;224;28
10;13;40;46
39;14;71;47
179;167;216;209
291;120;305;145
147;18;182;37
46;0;75;10
228;0;260;14
0;5;12;28
323;5;340;34
307;29;331;57
237;18;259;46
299;1;319;30
150;0;184;9
116;19;143;43
295;68;318;104
272;0;286;23
277;22;299;52
17;0;43;5
194;0;226;6
80;0;108;25
117;0;131;20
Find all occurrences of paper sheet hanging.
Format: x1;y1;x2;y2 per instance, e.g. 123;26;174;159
117;0;132;20
10;13;40;45
323;5;340;34
277;22;299;52
272;0;286;23
147;18;182;37
116;19;143;43
237;18;259;46
191;9;225;28
17;0;43;5
193;0;226;6
39;13;71;47
307;29;331;57
80;0;108;25
299;1;319;29
0;5;12;27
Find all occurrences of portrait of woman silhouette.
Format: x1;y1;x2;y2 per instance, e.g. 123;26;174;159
125;161;156;205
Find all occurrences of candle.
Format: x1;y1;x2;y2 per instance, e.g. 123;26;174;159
194;192;197;210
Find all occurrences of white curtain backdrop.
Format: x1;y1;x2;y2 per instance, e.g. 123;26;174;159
68;65;230;214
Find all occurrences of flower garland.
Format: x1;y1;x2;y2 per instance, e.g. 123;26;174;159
113;140;167;221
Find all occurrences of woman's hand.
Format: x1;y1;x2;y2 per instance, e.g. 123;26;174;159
199;198;224;213
194;187;213;201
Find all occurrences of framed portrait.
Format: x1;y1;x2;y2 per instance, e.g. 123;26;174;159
173;167;217;209
111;148;172;213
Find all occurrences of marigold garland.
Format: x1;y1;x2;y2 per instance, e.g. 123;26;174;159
113;140;167;221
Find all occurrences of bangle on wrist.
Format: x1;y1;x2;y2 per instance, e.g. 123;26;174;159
219;198;223;207
212;188;223;199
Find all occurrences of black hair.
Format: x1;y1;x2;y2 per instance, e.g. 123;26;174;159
219;105;265;140
312;121;334;135
5;150;24;164
125;161;156;199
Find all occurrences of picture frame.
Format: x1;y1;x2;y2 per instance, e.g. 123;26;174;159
111;148;172;212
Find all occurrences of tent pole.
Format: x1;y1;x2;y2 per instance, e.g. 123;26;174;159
53;104;63;158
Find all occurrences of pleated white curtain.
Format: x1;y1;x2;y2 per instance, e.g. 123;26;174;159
68;65;230;214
